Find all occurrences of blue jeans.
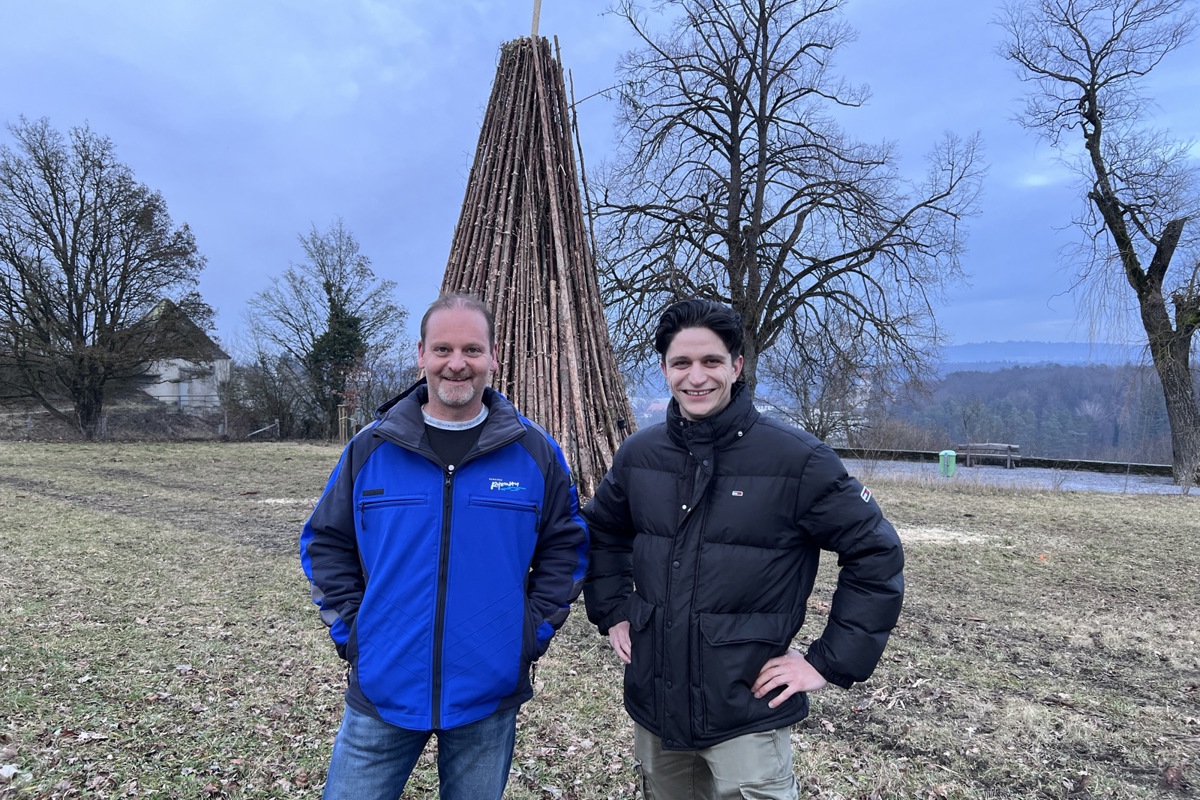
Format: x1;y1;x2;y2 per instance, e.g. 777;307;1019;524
321;704;518;800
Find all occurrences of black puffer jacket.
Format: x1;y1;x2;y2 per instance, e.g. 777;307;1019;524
583;383;904;750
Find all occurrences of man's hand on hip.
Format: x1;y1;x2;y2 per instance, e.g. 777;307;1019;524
752;649;827;708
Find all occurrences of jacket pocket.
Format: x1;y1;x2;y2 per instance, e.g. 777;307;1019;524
467;495;540;519
622;592;659;725
357;495;426;530
521;597;540;666
696;612;795;736
344;614;360;665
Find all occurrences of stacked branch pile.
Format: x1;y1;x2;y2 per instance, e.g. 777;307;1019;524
442;36;634;499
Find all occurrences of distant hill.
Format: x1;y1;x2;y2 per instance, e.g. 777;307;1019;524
888;360;1175;463
941;341;1142;373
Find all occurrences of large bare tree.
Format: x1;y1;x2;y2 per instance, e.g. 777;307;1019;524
0;117;210;438
596;0;984;391
1000;0;1200;486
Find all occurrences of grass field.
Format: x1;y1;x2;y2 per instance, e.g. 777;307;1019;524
1;441;1197;799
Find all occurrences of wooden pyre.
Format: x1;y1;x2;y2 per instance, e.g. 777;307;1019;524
442;36;635;499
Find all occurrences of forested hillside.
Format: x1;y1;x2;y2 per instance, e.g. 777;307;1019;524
883;364;1191;464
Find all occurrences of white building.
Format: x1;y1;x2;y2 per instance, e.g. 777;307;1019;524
138;300;231;412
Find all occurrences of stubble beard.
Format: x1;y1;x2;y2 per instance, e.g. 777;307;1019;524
434;371;480;409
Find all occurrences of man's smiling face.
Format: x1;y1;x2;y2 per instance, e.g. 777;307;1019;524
661;326;743;421
417;306;498;421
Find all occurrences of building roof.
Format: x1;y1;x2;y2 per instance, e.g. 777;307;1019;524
143;299;231;361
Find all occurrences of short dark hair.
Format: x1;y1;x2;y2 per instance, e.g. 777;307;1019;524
419;292;495;346
653;299;744;360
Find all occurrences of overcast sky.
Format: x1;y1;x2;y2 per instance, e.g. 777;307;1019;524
3;0;1198;355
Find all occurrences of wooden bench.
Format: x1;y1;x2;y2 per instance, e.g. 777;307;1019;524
956;443;1021;469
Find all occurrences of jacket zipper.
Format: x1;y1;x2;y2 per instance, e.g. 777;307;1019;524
431;464;455;729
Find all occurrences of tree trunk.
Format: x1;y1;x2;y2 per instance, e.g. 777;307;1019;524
1090;160;1197;487
73;375;105;441
1140;294;1200;488
740;334;759;397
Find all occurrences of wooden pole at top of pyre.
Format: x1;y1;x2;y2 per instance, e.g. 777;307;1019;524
441;35;635;499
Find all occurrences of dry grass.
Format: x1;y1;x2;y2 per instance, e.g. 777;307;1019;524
1;441;1197;799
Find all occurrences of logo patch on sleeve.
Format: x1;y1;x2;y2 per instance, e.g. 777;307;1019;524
731;490;743;497
860;486;872;503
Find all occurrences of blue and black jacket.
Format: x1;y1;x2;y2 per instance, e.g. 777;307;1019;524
301;382;588;731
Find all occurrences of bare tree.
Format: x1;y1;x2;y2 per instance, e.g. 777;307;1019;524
242;219;408;438
220;353;306;439
757;310;916;444
1000;0;1200;486
0;117;210;438
596;0;984;391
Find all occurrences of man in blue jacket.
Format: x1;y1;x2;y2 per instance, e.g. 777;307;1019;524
301;292;589;800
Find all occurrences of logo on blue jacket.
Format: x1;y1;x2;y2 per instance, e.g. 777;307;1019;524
489;479;526;492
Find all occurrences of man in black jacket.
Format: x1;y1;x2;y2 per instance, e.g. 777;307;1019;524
583;299;904;799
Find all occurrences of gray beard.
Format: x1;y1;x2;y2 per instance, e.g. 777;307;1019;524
435;382;478;408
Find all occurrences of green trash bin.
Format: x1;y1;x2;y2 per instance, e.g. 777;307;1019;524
939;449;957;477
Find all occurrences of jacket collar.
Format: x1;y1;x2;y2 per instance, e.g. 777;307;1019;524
373;380;526;454
666;381;758;450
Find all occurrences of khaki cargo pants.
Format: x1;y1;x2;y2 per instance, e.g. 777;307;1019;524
633;723;799;800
